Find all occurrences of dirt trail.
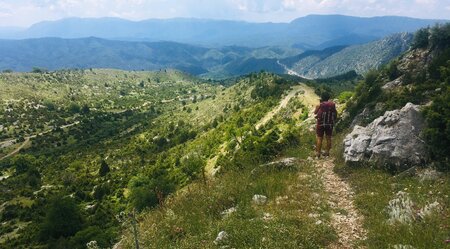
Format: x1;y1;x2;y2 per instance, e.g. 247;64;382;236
204;82;367;247
255;83;318;130
316;158;367;248
301;88;366;248
206;83;318;176
0;137;30;161
0;121;80;161
291;83;366;247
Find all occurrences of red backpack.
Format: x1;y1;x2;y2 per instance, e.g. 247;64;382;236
316;101;337;127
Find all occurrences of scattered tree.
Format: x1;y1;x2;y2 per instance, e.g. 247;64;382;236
39;196;83;240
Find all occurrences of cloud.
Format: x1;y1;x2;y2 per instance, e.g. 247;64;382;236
0;0;449;27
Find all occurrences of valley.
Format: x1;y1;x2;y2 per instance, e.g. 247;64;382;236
0;11;448;249
0;15;435;79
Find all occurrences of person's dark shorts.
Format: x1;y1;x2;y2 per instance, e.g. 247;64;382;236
316;125;333;137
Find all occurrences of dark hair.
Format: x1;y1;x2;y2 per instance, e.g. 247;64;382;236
320;92;331;101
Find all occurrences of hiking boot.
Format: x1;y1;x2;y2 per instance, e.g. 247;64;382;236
315;152;321;159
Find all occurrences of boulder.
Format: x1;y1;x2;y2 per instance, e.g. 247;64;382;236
382;76;403;90
349;107;373;128
344;103;426;169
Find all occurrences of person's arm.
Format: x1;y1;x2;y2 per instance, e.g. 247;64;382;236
314;105;320;115
332;103;338;121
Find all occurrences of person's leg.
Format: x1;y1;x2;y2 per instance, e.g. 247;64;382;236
316;135;323;157
315;125;324;157
325;135;332;156
323;126;333;156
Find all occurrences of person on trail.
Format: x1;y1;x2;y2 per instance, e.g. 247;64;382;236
314;92;337;158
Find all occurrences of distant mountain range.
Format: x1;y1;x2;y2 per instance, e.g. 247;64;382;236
1;15;444;48
0;37;296;76
0;33;413;79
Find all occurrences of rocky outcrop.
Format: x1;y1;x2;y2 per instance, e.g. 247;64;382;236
343;103;426;169
382;76;404;90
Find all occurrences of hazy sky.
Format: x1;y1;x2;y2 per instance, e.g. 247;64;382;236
1;0;449;27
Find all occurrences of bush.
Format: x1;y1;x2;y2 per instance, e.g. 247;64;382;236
386;59;401;80
429;23;450;49
39;196;84;240
337;91;353;103
98;159;110;177
31;67;48;73
336;70;382;131
412;28;430;49
423;87;450;171
128;168;176;211
428;48;450;80
250;73;290;100
314;85;333;100
93;183;111;200
12;154;38;175
68;103;81;114
70;226;115;249
180;153;205;181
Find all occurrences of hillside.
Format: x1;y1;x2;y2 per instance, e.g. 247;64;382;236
282;33;413;78
0;70;301;248
0;37;300;77
0;33;411;79
0;23;449;249
2;15;443;48
114;24;450;249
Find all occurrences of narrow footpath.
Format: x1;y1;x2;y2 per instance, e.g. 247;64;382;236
205;82;367;247
315;158;367;248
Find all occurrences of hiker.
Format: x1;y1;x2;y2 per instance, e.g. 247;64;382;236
314;92;337;158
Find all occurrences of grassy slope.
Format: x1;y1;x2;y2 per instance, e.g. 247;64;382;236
1;70;299;248
331;133;450;249
0;69;225;247
120;72;449;249
1;64;448;248
327;25;450;249
121;131;337;249
119;83;342;248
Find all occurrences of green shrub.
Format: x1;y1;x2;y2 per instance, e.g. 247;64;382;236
423;86;450;171
68;103;81;114
31;67;48;73
12;154;39;175
70;226;116;249
337;91;353;103
428;48;450;80
250;73;290;99
386;59;401;80
412;27;430;49
180;153;205;181
39;196;84;240
429;23;450;49
98;159;110;177
314;85;333;100
128;169;176;211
